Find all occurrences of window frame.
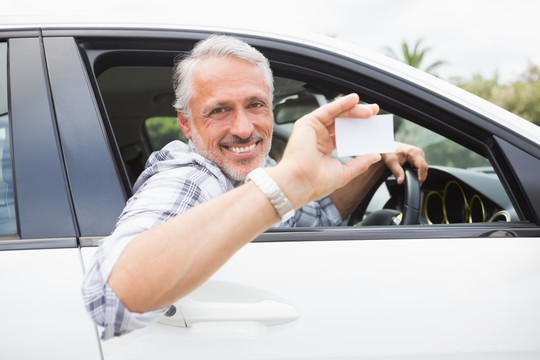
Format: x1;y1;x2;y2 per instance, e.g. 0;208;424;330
75;31;540;243
2;35;78;249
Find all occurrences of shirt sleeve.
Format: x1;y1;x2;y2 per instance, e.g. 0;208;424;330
277;195;343;227
81;166;220;340
82;242;169;340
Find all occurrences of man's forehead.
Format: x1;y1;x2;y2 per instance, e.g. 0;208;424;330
195;56;259;74
201;94;269;107
192;57;271;100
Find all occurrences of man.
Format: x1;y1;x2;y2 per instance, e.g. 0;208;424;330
82;35;428;340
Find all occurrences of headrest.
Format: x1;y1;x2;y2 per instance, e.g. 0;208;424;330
273;94;325;124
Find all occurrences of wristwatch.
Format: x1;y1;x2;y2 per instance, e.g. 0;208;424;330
246;168;295;221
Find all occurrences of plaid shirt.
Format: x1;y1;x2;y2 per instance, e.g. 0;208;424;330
82;140;342;340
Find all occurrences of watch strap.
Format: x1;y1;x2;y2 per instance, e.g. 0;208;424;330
246;168;295;221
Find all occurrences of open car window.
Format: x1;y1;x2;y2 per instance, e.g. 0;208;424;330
96;61;517;229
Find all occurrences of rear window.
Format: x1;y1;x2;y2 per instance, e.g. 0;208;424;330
145;116;186;151
0;42;16;235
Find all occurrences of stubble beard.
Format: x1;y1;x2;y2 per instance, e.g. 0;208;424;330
190;129;272;182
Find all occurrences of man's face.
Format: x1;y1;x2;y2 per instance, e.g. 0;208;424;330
178;56;273;182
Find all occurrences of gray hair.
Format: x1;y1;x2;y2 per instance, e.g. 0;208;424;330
172;34;274;120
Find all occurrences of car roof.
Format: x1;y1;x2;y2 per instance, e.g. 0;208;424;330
2;20;539;144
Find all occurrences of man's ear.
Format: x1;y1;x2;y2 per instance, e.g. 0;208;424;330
177;110;192;139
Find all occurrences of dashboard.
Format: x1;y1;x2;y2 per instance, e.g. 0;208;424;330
418;166;516;224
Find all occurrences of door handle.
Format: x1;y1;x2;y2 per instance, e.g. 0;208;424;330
158;280;299;327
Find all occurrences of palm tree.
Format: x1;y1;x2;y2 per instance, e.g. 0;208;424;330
384;39;446;75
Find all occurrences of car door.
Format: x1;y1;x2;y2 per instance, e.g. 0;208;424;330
55;28;540;359
0;33;101;359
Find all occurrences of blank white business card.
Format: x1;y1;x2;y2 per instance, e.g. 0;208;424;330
335;114;395;157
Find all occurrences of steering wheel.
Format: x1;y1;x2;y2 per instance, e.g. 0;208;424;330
399;165;421;224
348;165;421;226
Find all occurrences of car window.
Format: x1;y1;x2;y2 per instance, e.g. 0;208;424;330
96;62;517;229
270;90;511;225
144;116;187;151
393;117;491;169
366;115;506;224
0;42;17;235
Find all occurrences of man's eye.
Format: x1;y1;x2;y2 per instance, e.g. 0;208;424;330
209;108;225;115
248;102;267;110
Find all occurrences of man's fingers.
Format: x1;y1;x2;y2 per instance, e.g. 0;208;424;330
414;159;429;184
348;103;379;119
308;93;379;127
310;93;358;126
406;147;428;184
386;158;406;184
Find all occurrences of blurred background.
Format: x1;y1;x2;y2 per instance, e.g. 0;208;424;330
3;0;540;125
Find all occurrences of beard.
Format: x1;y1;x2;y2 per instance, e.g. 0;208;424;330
190;129;272;182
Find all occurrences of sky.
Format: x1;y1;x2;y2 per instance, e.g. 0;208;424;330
3;0;540;83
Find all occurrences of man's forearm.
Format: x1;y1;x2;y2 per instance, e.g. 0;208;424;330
107;179;283;313
329;160;387;219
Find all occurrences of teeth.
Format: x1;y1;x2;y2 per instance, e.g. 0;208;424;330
230;144;255;153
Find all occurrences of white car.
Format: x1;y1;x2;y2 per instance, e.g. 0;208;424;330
1;22;540;359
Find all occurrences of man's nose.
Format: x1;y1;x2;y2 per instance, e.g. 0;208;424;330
230;110;254;138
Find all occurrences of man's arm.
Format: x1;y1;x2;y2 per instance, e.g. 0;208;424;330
107;93;382;313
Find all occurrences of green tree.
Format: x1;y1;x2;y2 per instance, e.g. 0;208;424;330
145;116;186;150
500;64;540;126
453;63;540;126
384;39;446;76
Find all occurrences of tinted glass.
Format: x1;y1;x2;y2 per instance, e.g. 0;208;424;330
0;42;17;235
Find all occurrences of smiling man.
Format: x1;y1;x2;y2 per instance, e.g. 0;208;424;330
82;34;428;340
177;54;274;182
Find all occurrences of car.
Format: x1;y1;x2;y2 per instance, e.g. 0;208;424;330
1;21;540;359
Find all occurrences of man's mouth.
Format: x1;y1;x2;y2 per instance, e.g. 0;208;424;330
229;143;256;154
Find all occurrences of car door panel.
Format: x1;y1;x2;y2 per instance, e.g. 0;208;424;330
0;248;102;359
82;237;540;359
